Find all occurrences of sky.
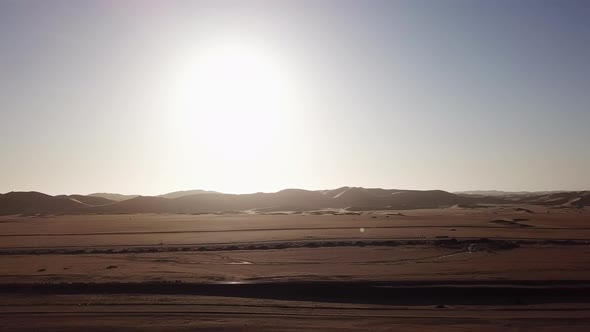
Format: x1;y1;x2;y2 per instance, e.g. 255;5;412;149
0;0;589;195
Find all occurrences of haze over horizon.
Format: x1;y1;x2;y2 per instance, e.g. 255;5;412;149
1;186;586;198
1;0;589;196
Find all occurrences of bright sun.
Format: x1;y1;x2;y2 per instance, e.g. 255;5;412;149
174;40;297;163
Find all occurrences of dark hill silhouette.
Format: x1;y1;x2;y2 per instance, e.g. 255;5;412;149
327;187;384;208
55;195;116;206
87;193;138;202
508;191;589;206
454;190;531;196
158;189;219;199
576;192;590;207
85;188;475;214
0;192;85;215
455;190;566;197
90;196;174;214
1;188;588;215
319;186;352;198
383;190;469;209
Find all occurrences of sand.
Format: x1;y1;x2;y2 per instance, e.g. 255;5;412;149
2;207;590;330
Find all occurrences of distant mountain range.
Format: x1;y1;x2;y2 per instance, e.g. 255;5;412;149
454;190;567;196
87;189;219;202
0;187;588;215
87;193;139;202
157;189;219;199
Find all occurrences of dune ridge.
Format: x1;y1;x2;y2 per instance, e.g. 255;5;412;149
1;187;588;215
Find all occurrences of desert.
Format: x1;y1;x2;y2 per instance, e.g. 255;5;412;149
2;1;589;330
1;189;590;331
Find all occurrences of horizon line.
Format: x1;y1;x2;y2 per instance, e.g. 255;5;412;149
2;187;588;197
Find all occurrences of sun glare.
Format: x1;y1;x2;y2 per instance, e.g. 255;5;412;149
175;40;297;163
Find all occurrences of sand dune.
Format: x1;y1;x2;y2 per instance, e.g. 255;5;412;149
87;193;139;202
56;194;116;206
0;192;85;215
1;188;588;215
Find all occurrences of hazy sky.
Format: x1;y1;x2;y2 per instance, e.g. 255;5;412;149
1;0;589;195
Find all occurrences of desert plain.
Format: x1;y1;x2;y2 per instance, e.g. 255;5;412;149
2;205;590;331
